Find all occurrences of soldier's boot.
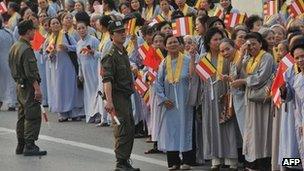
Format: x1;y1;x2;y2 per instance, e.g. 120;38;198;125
115;159;140;171
15;138;25;155
23;141;47;156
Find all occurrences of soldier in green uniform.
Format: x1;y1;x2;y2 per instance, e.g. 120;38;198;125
101;20;140;171
8;20;47;156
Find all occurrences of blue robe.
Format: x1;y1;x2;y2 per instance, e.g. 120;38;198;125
155;55;193;152
0;28;17;107
278;67;301;169
46;33;83;118
34;50;48;106
77;35;100;123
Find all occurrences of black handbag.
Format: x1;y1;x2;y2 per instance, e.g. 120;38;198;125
64;33;83;89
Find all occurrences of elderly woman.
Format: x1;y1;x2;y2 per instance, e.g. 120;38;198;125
199;28;238;170
156;34;193;170
231;32;274;170
245;15;263;32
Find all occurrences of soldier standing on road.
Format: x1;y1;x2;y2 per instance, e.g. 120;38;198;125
8;20;47;156
101;20;140;171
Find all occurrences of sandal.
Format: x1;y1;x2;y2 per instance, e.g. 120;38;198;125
58;117;68;122
144;148;162;154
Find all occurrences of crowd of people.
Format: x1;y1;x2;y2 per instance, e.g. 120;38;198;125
0;0;304;170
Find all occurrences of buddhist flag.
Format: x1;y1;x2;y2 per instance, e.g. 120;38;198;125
31;31;46;51
271;53;295;107
143;47;164;70
149;15;166;26
172;16;194;37
138;42;150;60
288;0;304;18
213;8;223;18
224;13;247;28
146;68;157;83
263;0;278;16
0;2;7;14
126;18;136;35
134;78;149;97
195;57;217;81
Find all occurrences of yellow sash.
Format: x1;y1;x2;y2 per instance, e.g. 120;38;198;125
50;30;64;46
273;47;280;63
295;64;300;74
145;6;154;21
246;50;266;74
207;53;224;80
182;4;190;16
166;53;184;84
98;32;110;51
232;50;241;64
7;12;19;29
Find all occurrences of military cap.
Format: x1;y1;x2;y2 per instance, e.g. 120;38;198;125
108;20;125;33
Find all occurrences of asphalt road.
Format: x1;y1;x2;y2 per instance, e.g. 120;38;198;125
0;109;209;171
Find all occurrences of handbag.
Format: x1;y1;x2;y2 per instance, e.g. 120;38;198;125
64;33;83;89
247;76;273;103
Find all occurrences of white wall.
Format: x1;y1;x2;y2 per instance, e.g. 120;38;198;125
231;0;264;16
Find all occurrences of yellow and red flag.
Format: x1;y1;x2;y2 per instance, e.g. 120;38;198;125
224;13;247;28
263;0;278;16
138;42;150;60
288;0;304;18
126;18;136;35
146;68;157;83
195;57;217;81
143;89;150;107
213;7;223;18
172;16;194;37
149;15;166;26
134;78;149;97
271;53;295;108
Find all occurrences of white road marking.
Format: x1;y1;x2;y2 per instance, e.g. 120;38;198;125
0;127;167;167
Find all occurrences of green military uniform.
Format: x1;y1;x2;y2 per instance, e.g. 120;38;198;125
101;44;135;161
8;38;42;146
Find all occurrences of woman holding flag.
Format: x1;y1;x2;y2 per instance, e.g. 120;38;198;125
143;32;166;154
46;17;82;122
76;21;101;123
142;0;161;22
199;28;238;170
155;34;193;170
231;32;274;170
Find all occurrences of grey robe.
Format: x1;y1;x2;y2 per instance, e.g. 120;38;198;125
243;52;274;162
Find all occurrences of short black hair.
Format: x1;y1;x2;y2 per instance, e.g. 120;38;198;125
204;27;224;52
245;15;262;31
18;20;35;36
245;32;268;52
103;0;117;11
75;11;91;26
290;36;304;56
141;24;154;36
8;2;20;12
156;21;171;32
164;34;181;46
99;15;112;28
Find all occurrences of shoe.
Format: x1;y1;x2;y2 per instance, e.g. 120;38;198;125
168;165;180;170
8;107;16;111
134;133;145;138
15;138;25;155
71;117;82;121
180;164;191;170
115;159;140;171
58;117;68;122
42;105;49;108
23;142;47;156
210;165;220;171
144;148;162;154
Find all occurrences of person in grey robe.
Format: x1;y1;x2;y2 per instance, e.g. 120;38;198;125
0;17;17;110
76;21;101;123
200;28;238;170
231;32;274;170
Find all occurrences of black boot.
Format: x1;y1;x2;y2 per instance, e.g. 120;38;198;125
115;159;140;171
23;141;47;156
15;138;25;155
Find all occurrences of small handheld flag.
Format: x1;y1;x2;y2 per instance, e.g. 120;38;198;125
134;78;149;97
288;0;304;18
126;18;136;35
172;16;194;37
224;13;247;28
0;2;7;14
148;15;166;26
138;42;150;60
195;57;217;81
